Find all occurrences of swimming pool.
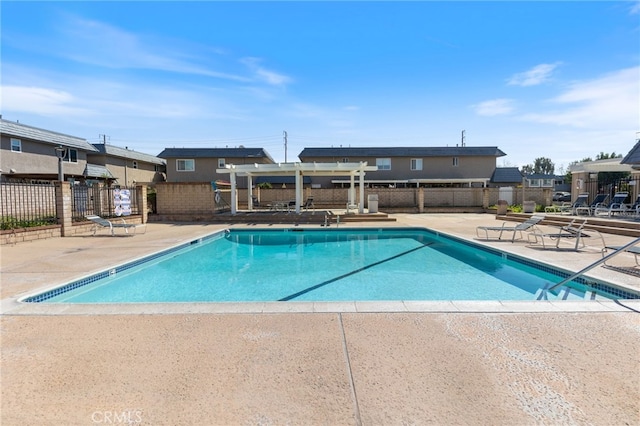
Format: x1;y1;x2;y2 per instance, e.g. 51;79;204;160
23;227;638;303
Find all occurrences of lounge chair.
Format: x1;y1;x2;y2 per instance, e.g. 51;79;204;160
575;194;609;216
302;196;315;211
601;244;640;267
251;195;262;209
545;202;571;214
594;192;630;217
558;193;589;215
86;214;146;236
476;214;545;242
626;194;640;218
526;218;599;250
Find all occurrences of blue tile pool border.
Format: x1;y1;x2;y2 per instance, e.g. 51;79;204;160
21;227;640;303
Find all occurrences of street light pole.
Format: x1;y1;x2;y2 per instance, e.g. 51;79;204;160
54;146;67;182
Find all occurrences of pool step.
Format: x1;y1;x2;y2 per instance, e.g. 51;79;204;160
535;285;614;301
536;285;590;301
337;212;396;222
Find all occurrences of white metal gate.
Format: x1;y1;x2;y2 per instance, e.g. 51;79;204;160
498;187;514;205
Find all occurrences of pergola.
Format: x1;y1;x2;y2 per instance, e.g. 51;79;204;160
216;162;378;214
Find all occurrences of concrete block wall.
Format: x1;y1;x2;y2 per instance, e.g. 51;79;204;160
153;183;555;217
0;225;61;245
156;182;215;215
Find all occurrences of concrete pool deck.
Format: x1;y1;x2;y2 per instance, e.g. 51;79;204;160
1;213;639;425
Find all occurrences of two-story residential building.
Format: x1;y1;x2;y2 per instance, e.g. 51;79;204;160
1;118;167;186
157;147;275;188
90;143;166;186
298;146;506;188
0;118;100;183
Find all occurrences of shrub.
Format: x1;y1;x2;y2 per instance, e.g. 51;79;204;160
1;216;56;230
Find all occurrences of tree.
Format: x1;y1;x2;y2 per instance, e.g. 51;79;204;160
520;157;555;175
595;152;622;160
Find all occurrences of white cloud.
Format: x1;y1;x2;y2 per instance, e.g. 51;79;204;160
520;67;639;128
240;57;292;86
508;63;561;87
1;86;90;116
472;98;515;116
54;16;249;82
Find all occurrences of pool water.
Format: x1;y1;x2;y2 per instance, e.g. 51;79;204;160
30;227;630;304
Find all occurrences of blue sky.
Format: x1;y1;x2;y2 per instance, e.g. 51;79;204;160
2;1;639;171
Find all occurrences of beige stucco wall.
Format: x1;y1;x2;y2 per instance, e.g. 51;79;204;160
164;157;273;186
89;154;165;185
1;137;89;178
299;155;497;187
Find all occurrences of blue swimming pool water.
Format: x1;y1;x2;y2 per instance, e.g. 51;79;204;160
29;228;634;303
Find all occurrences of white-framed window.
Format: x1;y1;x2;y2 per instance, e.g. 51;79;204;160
10;138;21;152
410;158;423;171
376;158;391;170
452;157;459;167
341;158;349;163
64;149;78;163
218;158;226;168
132;161;138;169
528;179;553;187
154;164;161;172
177;159;195;172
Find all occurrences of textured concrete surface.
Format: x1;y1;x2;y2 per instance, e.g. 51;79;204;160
1;214;639;425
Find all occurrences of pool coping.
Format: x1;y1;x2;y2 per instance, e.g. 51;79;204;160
2;298;640;315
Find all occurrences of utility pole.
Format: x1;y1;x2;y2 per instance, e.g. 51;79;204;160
283;130;288;162
461;130;466;147
100;134;109;145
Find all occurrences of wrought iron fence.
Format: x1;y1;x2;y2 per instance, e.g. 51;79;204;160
71;184;141;221
579;175;640;204
0;182;57;229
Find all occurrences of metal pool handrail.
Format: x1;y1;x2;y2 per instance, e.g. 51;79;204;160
548;236;640;292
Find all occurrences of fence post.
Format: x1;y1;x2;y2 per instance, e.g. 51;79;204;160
417;187;424;213
138;185;148;224
55;181;73;237
482;187;489;209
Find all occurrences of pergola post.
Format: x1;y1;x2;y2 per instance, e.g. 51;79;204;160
349;173;355;207
359;167;365;213
295;169;302;213
247;175;254;210
230;171;237;214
